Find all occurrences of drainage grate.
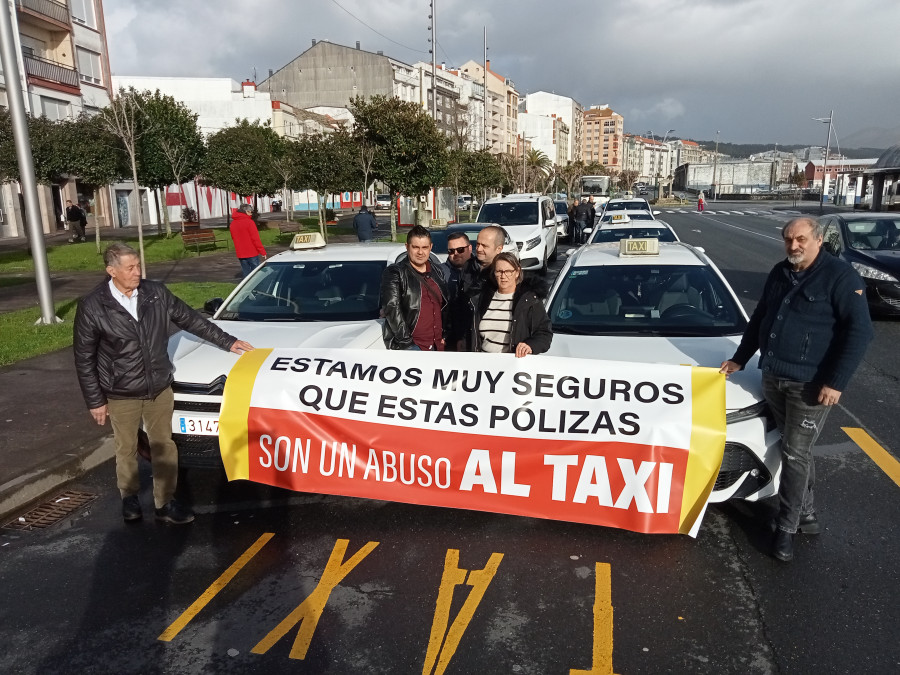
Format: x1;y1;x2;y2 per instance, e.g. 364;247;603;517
3;490;98;531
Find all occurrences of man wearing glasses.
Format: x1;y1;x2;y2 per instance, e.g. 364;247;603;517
456;225;506;349
442;232;473;351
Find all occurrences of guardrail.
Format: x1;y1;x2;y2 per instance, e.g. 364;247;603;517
15;0;69;25
22;53;78;88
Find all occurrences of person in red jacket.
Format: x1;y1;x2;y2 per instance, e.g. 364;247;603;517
229;204;267;277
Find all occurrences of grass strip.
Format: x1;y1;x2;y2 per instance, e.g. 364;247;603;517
0;281;237;367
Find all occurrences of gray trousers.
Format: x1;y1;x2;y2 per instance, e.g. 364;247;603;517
762;374;832;534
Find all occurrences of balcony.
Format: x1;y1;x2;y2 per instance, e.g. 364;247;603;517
23;52;78;89
15;0;70;29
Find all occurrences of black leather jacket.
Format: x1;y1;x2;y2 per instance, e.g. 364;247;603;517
73;279;237;409
380;258;449;349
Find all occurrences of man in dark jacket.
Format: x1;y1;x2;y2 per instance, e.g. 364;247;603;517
573;198;594;244
441;232;472;351
721;217;873;562
380;225;449;350
65;199;87;242
353;205;377;242
456;225;506;350
74;243;254;524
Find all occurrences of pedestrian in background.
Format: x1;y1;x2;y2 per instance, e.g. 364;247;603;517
698;192;705;213
441;231;472;351
65;199;87;242
472;252;552;357
588;196;597;228
229;203;266;277
380;225;449;351
720;217;873;562
353;204;377;242
573;198;593;244
73;243;254;524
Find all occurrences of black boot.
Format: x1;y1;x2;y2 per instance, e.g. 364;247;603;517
772;529;794;562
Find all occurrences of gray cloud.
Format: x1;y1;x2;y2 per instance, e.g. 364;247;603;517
105;0;900;147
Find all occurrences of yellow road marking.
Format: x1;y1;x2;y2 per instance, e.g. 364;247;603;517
252;538;379;660
423;550;504;675
158;532;274;642
843;427;900;487
570;562;616;675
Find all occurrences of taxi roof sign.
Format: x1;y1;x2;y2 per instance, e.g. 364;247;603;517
610;213;631;223
619;238;659;256
290;232;327;250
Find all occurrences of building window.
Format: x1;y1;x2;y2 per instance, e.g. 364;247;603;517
41;96;70;121
70;0;97;28
77;47;102;85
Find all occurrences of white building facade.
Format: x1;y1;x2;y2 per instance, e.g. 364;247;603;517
520;91;584;163
518;112;569;166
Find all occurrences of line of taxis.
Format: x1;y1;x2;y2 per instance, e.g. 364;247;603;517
168;203;782;505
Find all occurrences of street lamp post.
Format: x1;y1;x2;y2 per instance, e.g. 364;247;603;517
712;130;720;201
660;129;675;198
812;111;834;213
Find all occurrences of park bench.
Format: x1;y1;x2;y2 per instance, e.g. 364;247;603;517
182;228;228;255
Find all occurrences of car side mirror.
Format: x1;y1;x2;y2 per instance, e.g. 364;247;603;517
583;227;593;235
545;217;556;227
204;298;224;315
653;210;661;215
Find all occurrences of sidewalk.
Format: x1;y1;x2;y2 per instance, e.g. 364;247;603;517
0;217;362;523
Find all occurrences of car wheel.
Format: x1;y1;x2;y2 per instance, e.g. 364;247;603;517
548;238;558;262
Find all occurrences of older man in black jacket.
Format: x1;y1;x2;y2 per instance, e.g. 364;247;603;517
721;217;873;562
74;243;254;524
380;225;449;350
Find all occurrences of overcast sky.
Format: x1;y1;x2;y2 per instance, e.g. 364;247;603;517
105;0;899;148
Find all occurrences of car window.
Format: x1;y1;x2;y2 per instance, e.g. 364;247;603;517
555;201;569;214
590;228;677;243
844;218;900;251
477;202;540;225
548;264;746;336
219;261;386;322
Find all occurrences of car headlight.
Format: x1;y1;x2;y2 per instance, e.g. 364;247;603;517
525;236;542;251
851;262;897;282
725;400;768;424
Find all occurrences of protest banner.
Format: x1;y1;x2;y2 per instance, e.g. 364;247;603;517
218;348;725;535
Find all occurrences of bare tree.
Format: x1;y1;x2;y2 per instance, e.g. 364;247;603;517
100;88;148;274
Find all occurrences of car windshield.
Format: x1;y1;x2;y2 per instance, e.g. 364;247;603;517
218;260;386;322
590;228;677;243
844;218;900;251
606;201;649;212
549;263;747;336
477;202;539;225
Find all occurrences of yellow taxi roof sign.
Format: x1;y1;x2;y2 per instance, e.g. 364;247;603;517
619;238;659;256
610;213;630;223
290;232;327;250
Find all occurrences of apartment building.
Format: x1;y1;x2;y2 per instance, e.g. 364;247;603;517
458;59;518;155
582;105;623;169
424;63;485;150
518;112;569;166
520;91;583;163
0;0;113;238
623;134;674;182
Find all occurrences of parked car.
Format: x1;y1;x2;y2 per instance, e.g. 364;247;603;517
429;223;517;257
819;213;900;315
375;194;392;210
476;193;559;274
586;212;679;244
554;200;572;240
545;239;781;502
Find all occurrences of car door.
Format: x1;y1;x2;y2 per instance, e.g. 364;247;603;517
542;198;558;250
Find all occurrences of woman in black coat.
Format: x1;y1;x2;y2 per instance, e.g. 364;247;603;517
472;252;552;357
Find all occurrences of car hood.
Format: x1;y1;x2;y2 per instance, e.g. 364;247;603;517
546;334;762;410
503;224;542;241
168;320;385;385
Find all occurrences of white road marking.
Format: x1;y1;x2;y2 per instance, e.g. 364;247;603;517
730;211;744;215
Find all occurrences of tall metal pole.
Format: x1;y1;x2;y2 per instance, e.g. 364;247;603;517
430;1;437;121
483;27;488;151
522;135;526;192
0;0;58;324
712;130;720;202
819;110;833;214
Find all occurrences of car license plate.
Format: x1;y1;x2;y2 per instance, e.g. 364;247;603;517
174;416;219;435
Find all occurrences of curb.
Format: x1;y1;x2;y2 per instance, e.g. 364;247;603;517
0;435;115;524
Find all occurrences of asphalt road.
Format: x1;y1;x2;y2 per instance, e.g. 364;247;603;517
1;206;898;674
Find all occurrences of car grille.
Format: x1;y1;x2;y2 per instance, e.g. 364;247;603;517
173;433;223;469
175;400;221;413
714;442;771;498
173;375;227;396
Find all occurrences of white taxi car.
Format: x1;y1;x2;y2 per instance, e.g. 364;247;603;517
586;211;680;244
168;233;403;468
476;193;559;274
544;239;781;502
